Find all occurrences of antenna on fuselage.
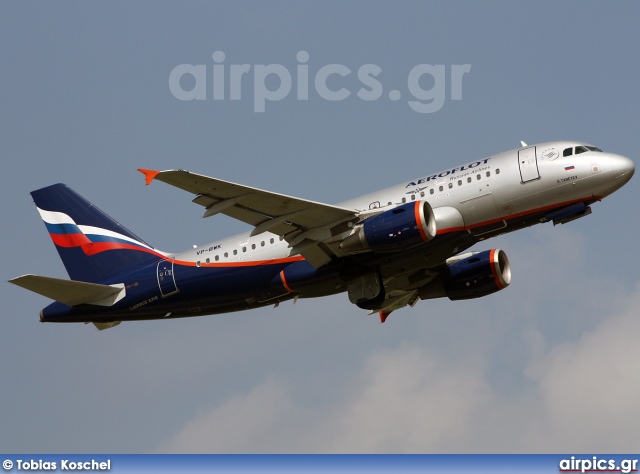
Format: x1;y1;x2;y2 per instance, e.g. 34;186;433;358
520;141;528;147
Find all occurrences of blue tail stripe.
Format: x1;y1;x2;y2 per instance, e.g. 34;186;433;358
44;222;83;235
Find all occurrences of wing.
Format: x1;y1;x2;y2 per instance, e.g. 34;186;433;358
139;169;359;267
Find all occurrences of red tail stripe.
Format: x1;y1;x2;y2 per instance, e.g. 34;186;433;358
50;233;92;248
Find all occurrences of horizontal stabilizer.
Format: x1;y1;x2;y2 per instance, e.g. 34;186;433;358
9;275;126;307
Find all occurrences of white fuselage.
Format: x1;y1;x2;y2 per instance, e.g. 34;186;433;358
174;141;634;267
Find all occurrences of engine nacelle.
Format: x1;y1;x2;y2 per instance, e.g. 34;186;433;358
271;260;342;297
419;249;511;301
340;201;436;253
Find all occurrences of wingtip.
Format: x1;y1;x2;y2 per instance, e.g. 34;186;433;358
138;168;161;186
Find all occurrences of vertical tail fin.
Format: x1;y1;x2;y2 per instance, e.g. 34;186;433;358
31;184;165;282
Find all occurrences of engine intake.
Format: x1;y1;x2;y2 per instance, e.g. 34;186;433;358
419;249;511;301
340;201;436;253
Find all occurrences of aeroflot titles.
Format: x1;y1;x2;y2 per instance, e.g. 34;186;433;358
406;157;491;187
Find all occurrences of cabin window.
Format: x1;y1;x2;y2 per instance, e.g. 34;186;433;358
476;174;481;180
563;147;573;157
402;197;406;203
430;188;434;195
458;180;462;186
242;247;247;252
261;241;265;247
496;168;500;174
270;238;275;244
448;183;453;189
420;192;424;197
205;258;210;264
411;194;415;200
486;171;490;177
196;261;201;267
279;236;284;241
233;250;237;255
252;244;256;250
224;252;228;258
215;255;219;261
467;177;472;183
439;186;443;192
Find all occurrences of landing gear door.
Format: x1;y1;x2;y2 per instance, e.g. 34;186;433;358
157;259;178;297
518;146;540;183
347;272;382;305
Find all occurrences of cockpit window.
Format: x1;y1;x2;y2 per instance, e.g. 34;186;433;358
585;146;603;152
563;147;573;157
575;146;589;155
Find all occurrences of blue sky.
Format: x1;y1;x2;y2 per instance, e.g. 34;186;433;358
2;1;639;453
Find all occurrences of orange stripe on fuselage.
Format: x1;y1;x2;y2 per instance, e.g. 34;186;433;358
436;226;465;235
172;255;305;268
435;196;600;236
466;196;600;230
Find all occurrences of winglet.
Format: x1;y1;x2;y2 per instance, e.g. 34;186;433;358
379;311;391;323
138;168;161;186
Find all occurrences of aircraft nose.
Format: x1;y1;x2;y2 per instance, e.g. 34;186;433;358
611;154;635;186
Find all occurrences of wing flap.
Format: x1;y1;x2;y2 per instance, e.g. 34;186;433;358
9;275;126;307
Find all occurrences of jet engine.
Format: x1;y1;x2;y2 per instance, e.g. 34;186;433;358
271;260;343;297
419;249;511;301
340;201;436;253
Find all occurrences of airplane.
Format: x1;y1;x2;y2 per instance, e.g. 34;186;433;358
9;141;634;329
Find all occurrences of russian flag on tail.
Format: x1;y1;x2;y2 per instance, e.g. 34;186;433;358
31;183;166;282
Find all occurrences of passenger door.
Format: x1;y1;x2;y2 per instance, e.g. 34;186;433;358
518;146;540;182
157;259;178;297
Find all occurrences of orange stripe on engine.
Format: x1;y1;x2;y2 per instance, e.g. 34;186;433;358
489;249;504;289
414;202;430;242
280;270;294;293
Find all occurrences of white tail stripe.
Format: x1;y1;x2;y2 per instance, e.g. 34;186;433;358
78;225;154;250
37;207;76;225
